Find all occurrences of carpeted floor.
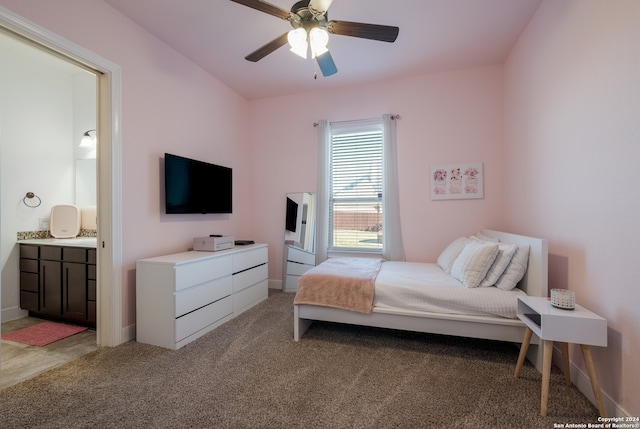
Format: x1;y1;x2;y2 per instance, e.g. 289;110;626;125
1;291;599;428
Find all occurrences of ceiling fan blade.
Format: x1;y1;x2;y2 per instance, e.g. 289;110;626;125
328;20;399;43
229;0;291;20
309;0;334;15
245;32;289;62
316;51;338;77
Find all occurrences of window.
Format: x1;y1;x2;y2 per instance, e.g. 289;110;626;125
328;120;383;252
316;115;403;262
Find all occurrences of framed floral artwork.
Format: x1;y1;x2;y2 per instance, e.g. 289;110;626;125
430;162;483;200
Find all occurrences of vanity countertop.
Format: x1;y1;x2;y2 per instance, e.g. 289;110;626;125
19;237;97;248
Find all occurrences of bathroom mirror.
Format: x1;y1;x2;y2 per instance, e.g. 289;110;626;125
75;159;97;207
283;192;316;292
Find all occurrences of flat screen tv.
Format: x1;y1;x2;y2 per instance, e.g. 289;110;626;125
285;197;298;232
164;153;232;214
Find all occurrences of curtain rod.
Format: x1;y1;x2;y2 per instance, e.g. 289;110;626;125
313;114;400;127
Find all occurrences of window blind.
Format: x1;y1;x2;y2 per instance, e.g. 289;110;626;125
329;125;383;251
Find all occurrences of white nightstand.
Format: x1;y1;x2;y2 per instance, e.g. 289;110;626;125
513;295;607;417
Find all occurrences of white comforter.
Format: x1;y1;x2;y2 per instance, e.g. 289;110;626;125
374;261;525;319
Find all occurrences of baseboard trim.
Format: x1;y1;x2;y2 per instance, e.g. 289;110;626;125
268;279;282;290
569;361;631;418
553;346;629;417
122;323;135;343
1;306;28;323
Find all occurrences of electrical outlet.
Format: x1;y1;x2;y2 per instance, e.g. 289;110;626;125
39;217;49;230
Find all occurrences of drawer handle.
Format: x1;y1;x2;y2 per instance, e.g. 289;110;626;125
233;262;266;276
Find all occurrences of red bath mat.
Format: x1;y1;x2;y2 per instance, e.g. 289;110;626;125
1;321;87;346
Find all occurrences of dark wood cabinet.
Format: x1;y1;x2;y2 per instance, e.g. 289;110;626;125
62;262;87;321
40;259;62;316
19;243;96;328
19;245;40;312
87;249;97;325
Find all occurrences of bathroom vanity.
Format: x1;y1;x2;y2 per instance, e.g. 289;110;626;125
19;238;97;328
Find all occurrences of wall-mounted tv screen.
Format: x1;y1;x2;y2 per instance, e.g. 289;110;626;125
164;153;232;214
285;197;298;232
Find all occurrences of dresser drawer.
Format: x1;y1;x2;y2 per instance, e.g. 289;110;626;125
20;272;39;292
233;263;268;293
88;249;96;264
174;255;232;291
175;276;232;317
234;280;268;315
41;246;62;261
287;246;315;265
20;291;39;312
20;245;39;259
87;264;96;280
232;246;267;273
20;258;39;273
175;295;232;342
63;247;87;263
287;261;314;276
285;274;301;292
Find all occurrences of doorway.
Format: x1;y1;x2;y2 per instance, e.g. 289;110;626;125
0;8;122;348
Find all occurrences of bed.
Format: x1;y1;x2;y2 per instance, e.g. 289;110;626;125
293;230;548;371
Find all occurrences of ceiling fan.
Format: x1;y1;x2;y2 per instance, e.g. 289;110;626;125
230;0;399;77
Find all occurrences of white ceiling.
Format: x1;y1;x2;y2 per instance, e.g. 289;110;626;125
104;0;541;100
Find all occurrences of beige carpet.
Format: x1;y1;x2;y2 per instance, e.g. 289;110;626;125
0;291;599;428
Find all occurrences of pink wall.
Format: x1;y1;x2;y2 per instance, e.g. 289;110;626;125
0;0;253;328
0;2;506;335
504;0;640;416
249;66;506;281
8;1;635;416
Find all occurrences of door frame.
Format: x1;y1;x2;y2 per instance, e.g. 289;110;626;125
0;6;123;346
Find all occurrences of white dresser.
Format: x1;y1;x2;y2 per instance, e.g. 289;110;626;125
283;245;315;292
136;244;268;349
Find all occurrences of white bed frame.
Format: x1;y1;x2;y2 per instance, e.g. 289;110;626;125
294;230;549;372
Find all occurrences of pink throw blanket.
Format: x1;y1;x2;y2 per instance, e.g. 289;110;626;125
293;257;383;314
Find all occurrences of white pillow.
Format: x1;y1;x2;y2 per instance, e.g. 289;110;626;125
480;242;517;287
473;232;500;243
450;240;499;288
494;245;530;291
437;237;472;274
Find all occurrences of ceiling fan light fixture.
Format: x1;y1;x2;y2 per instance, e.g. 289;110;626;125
233;0;399;77
309;27;329;58
287;28;308;58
